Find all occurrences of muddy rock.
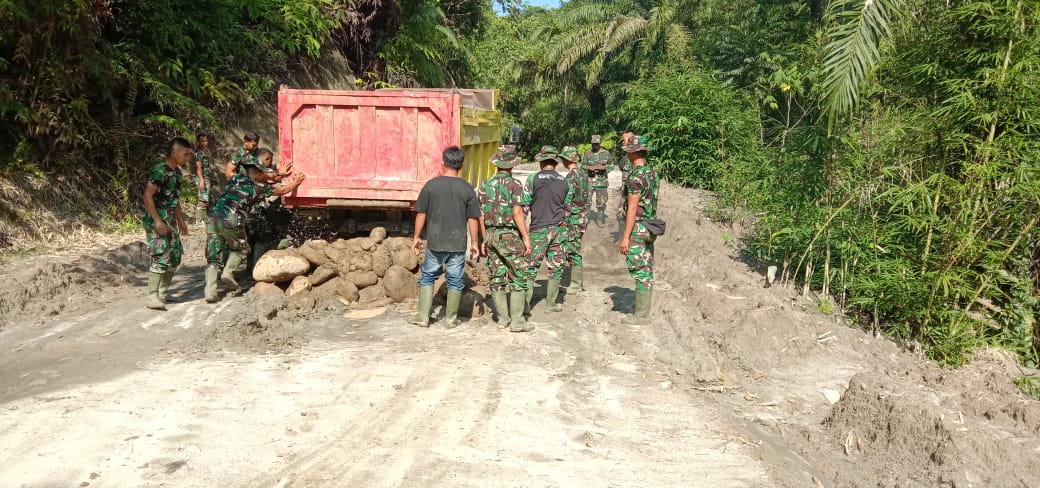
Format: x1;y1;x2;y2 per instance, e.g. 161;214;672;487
252;250;312;283
313;277;359;303
383;265;418;303
358;282;387;303
370;227;388;244
251;282;284;296
286;276;312;297
350;253;373;272
330;238;350;250
344;271;378;289
392;248;419;272
286;290;318;310
372;245;393;277
324;246;351;268
433;287;487;318
384;236;413;252
309;264;338;286
298;241;330;267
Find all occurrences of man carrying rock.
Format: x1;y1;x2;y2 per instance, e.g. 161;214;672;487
410;146;480;328
522;146;568;314
560;145;589;293
618;135;660;324
582;135;615;225
204;160;306;303
142;137;193;310
477;145;533;332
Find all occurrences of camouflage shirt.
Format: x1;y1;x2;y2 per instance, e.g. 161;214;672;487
625;164;659;220
564;167;590;219
477;173;524;227
192;150;215;181
147;160;182;209
230;147;259;176
582;149;615;187
210;173;275;222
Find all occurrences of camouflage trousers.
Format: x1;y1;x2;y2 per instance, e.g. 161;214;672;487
485;227;529;293
191;176;210;204
560;215;588;267
593;186;609;211
526;224;566;281
206;215;248;267
626;222;656;291
144;208;182;274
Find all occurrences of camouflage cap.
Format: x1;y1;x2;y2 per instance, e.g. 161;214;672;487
535;145;561;164
590;135;602;144
622;135;651;154
559;146;580;163
491;145;520;169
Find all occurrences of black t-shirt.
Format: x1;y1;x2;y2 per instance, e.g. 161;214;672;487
414;175;480;252
528;169;568;231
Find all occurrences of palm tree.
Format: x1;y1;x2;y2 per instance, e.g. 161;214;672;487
819;0;903;130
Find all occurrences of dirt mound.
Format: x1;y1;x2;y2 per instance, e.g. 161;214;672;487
0;241;149;328
821;352;1040;487
197;294;347;354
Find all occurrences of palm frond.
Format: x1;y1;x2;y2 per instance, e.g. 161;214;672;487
820;0;903;132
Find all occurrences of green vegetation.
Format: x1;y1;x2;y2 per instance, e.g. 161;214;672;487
2;0;1039;368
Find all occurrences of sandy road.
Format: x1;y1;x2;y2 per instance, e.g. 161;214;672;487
0;173;772;487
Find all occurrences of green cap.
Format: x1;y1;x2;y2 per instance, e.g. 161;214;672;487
535;145;561;164
622;135;650;153
559;146;579;163
491;145;520;169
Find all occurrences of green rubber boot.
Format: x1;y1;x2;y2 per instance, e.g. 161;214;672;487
411;285;434;327
221;251;244;291
146;272;166;310
509;291;534;332
567;265;584;293
524;279;535;317
491;291;510;328
158;268;176;304
545;279;563;312
444;289;462;328
623;289;653;324
204;264;221;303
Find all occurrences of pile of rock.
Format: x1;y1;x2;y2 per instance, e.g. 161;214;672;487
250;227;488;318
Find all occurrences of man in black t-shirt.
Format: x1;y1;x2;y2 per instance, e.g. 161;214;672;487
521;145;569;314
410;146;481;328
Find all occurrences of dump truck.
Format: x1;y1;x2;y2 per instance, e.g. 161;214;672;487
277;88;502;235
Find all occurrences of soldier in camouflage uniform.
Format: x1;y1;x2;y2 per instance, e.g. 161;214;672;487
618;135;660;324
559;145;590;293
477;145;534;332
225;130;260;179
246;147;296;268
522;146;569;313
190;132;215;222
142;137;193;310
582;134;615;225
204;160;306;303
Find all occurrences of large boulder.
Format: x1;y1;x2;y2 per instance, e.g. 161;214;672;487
370;227;388;244
344;271;379;288
384;237;413;252
312;277;359;303
372;245;393;277
253;250;311;283
358;282;387;303
286;276;312;297
309;264;338;286
251;282;284;296
383;265;418;303
392;248;419;272
350;253;373;272
324;246;352;268
298;240;330;267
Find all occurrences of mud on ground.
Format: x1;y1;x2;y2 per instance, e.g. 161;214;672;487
0;170;1037;487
